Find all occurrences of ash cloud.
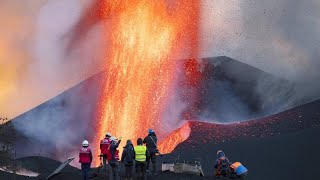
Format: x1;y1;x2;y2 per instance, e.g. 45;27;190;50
2;0;103;164
0;0;104;119
199;0;320;122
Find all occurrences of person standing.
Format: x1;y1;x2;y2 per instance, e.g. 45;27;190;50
79;140;92;180
108;136;121;180
121;140;135;180
134;138;149;180
100;132;112;171
143;129;158;175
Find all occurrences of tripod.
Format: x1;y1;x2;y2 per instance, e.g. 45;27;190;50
97;154;104;174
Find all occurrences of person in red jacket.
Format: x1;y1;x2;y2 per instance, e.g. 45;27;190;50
100;132;112;171
79;140;92;180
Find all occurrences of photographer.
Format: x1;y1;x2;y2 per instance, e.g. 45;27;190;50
143;129;159;175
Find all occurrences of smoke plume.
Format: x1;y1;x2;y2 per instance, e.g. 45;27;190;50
199;0;320;121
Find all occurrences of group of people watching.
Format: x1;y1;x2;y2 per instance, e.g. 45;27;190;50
79;129;248;180
79;129;159;180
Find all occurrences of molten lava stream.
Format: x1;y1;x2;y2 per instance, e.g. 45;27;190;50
158;122;191;154
94;0;200;166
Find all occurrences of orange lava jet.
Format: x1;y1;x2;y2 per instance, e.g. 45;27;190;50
95;0;200;164
158;122;191;154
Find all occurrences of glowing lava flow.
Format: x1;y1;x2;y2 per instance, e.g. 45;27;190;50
95;0;199;164
158;122;191;154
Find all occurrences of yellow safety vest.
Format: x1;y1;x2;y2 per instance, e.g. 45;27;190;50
134;145;147;162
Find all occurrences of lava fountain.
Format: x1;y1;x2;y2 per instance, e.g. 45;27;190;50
95;0;200;163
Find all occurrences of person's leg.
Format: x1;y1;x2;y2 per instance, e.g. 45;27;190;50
82;163;89;180
146;153;151;170
103;154;107;170
214;169;220;177
125;164;132;179
141;162;147;180
124;165;129;179
135;162;142;179
113;162;119;180
150;153;157;175
110;163;115;180
128;164;133;180
81;164;86;180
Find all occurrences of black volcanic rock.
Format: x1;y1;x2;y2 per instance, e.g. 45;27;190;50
1;99;319;179
192;56;297;122
161;99;320;180
0;56;310;168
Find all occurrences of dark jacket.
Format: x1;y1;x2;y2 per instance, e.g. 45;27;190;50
110;140;121;161
121;144;135;165
214;151;229;169
143;132;158;154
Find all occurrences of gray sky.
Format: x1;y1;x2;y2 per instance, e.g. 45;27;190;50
0;0;319;118
201;0;320;83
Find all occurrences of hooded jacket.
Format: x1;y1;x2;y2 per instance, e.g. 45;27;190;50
143;132;158;154
121;143;135;165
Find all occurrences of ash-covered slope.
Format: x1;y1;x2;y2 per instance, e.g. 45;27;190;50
192;56;297;122
162;99;320;180
4;56;303;161
9;73;104;160
1;100;319;180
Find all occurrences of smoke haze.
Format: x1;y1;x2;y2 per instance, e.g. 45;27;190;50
1;0;319;119
0;0;103;119
201;0;320;102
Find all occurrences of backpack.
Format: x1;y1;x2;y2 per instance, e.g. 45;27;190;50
124;147;134;164
218;158;230;175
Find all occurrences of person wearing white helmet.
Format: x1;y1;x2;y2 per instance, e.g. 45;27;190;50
108;136;122;180
100;132;112;172
79;140;92;180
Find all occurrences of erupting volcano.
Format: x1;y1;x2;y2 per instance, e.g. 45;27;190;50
93;0;200;163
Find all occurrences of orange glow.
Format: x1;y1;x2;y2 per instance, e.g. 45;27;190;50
95;0;199;165
158;122;191;154
0;1;35;120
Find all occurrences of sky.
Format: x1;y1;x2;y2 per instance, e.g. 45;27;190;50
0;0;319;119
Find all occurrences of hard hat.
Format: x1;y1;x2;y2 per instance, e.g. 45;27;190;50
82;140;89;147
110;136;116;142
106;132;111;137
148;129;153;134
217;150;223;155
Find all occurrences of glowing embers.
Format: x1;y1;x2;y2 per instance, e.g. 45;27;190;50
158;122;191;154
94;0;200;166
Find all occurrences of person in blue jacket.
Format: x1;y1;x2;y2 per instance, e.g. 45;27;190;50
230;161;248;178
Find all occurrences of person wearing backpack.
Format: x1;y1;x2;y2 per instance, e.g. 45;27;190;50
230;162;248;179
143;129;158;175
121;140;135;180
214;150;230;177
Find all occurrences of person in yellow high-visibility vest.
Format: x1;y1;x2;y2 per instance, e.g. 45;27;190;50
134;138;149;180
